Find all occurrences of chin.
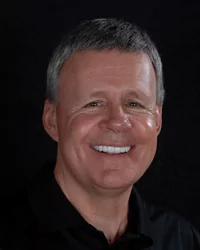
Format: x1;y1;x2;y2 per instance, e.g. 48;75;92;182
93;171;139;192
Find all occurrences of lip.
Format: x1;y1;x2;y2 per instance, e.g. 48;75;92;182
90;144;133;147
90;145;135;155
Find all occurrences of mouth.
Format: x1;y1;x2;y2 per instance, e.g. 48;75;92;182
91;145;133;155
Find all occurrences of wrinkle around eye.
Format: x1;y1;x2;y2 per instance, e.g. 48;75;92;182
124;100;147;112
84;101;101;108
126;104;156;117
125;102;143;108
83;100;107;109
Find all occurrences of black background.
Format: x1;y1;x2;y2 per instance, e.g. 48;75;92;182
2;1;200;231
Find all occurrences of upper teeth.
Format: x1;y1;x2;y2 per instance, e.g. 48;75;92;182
92;145;131;154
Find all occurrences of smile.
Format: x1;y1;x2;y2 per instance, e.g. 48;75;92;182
92;145;132;154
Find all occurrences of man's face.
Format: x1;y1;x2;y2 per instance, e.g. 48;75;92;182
44;50;162;193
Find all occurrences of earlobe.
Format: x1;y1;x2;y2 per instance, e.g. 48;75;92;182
156;105;163;135
42;100;59;142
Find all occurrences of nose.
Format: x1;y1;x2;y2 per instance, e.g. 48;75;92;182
99;105;132;133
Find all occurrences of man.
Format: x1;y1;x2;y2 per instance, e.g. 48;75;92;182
1;18;200;249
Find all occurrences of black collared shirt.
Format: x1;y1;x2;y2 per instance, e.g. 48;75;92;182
0;164;200;250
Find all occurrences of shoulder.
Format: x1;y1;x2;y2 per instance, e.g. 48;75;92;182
143;200;200;248
0;190;41;249
144;199;195;229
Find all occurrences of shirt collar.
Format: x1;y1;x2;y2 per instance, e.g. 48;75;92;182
28;162;155;245
28;162;86;231
127;186;155;246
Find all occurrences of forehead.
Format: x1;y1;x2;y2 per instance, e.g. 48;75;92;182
60;50;155;81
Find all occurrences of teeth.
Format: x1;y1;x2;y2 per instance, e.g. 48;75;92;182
92;145;131;154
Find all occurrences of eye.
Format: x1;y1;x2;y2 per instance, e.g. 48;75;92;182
125;102;141;108
84;101;101;108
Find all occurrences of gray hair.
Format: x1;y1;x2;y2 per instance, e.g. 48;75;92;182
46;18;165;105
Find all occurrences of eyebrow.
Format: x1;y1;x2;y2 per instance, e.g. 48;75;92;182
127;89;153;101
89;90;108;98
125;90;140;98
89;89;148;100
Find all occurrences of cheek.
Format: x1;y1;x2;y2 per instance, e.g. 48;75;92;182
133;115;157;142
131;115;158;166
64;114;100;144
57;115;96;163
146;116;155;130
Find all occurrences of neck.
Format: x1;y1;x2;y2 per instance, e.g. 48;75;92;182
80;196;129;244
54;164;132;244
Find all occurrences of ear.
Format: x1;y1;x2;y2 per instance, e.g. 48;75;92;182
155;105;163;135
42;100;59;142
